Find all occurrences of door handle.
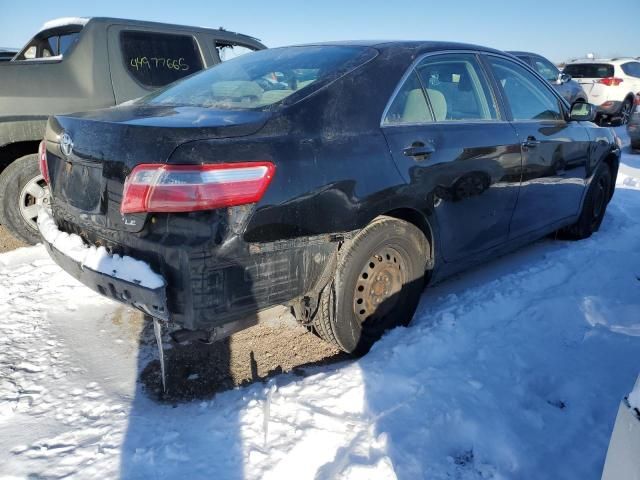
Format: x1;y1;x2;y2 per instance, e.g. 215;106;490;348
403;141;436;160
522;136;541;149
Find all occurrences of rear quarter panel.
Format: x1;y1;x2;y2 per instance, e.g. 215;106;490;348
169;48;423;243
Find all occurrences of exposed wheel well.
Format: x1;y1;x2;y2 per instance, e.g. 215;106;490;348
0;141;40;177
382;208;435;267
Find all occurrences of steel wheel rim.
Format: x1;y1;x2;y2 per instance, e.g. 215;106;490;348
621;101;632;125
19;175;50;231
353;246;407;324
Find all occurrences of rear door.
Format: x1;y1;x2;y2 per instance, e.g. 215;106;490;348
381;52;522;262
107;26;207;103
484;54;590;237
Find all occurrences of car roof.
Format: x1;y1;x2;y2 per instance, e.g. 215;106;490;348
567;57;638;65
286;40;507;55
506;50;543;58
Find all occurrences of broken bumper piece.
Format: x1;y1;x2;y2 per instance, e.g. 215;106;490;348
37;208;169;320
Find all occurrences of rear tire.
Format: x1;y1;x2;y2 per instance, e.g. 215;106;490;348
615;98;633;126
313;216;429;356
0;154;50;245
560;162;612;240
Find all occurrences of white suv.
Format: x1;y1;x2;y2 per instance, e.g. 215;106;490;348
564;58;640;125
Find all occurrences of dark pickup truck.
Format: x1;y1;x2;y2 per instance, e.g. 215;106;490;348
0;48;18;61
0;17;265;243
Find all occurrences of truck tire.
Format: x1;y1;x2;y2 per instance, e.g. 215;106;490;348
0;154;50;245
313;216;428;356
560;162;612;240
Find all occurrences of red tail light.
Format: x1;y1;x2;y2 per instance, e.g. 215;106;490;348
38;140;50;183
598;77;624;86
120;162;276;214
635;94;640;105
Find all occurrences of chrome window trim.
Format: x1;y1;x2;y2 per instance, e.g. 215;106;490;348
382;119;513;129
483;51;571;117
380;49;504;127
380;48;572;127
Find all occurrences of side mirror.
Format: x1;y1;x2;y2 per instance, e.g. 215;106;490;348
570;102;596;122
557;72;572;85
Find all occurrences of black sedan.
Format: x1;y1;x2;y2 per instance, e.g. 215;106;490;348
39;42;620;355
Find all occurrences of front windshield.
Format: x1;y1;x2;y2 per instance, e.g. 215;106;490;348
142;45;375;110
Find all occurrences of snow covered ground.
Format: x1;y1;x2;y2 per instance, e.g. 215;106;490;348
1;132;640;479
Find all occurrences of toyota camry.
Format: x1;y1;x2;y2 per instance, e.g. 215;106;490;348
38;42;620;355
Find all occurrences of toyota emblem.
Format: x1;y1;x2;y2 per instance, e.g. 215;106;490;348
60;132;74;157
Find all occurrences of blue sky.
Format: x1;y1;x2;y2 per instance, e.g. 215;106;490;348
1;0;638;63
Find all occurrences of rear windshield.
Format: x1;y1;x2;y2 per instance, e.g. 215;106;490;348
563;63;614;79
141;45;376;110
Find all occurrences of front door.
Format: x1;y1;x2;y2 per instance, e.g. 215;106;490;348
484;55;590;237
382;53;522;262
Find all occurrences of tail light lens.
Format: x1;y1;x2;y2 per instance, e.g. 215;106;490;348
598;77;624;86
38;140;50;183
635;94;640;106
120;162;275;214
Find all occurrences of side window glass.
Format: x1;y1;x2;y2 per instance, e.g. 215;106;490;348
18;30;80;60
415;53;498;121
488;56;563;121
622;62;640;78
383;71;433;125
23;46;36;59
44;36;58;57
58;33;79;56
121;31;204;88
215;42;257;61
533;57;559;82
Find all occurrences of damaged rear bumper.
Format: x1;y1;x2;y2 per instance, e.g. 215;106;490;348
38;209;169;320
39;205;343;332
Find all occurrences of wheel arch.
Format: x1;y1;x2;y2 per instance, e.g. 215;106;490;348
601;152;620;200
0;118;48;176
381;207;436;269
0;140;41;176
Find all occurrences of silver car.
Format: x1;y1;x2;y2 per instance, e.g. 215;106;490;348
508;51;587;107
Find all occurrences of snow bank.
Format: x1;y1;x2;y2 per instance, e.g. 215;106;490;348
40;17;89;31
0;128;638;479
37;208;164;289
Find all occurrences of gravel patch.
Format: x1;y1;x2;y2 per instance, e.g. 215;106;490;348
0;225;26;253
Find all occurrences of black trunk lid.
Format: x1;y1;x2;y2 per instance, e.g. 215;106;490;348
45;104;270;231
